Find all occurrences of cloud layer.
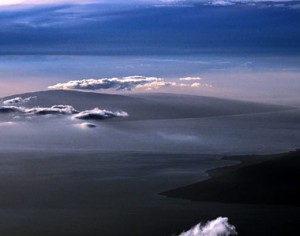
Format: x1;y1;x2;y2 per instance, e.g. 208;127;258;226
0;97;129;125
48;76;210;91
178;217;237;236
73;108;129;120
1;96;37;105
0;105;79;115
49;76;173;91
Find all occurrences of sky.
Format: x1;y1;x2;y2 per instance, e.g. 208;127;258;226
1;0;300;55
0;0;299;103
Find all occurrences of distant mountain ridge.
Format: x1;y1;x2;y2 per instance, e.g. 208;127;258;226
0;90;293;121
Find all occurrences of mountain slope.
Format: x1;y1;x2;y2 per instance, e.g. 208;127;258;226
0;90;292;121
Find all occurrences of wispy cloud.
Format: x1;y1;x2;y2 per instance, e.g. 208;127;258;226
76;122;97;129
0;0;97;7
178;217;237;236
177;77;212;88
208;0;300;7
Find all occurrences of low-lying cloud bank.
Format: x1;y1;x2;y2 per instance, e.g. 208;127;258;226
178;217;237;236
1;96;37;105
48;76;211;91
0;104;128;121
73;108;129;120
0;105;79;115
0;96;129;125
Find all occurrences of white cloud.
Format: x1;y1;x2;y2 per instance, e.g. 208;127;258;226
178;217;237;236
0;102;129;123
49;75;211;91
190;82;212;88
73;108;128;120
190;82;201;88
0;104;128;122
1;96;36;105
27;105;79;115
136;81;177;90
0;105;78;115
48;76;168;91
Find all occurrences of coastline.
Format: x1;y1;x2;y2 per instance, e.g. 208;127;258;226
161;149;300;206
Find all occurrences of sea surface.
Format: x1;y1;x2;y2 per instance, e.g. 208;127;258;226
0;108;299;235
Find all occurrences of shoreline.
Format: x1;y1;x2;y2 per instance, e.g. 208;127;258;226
160;149;300;206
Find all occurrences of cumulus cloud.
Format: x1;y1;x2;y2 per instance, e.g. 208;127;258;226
178;217;237;236
0;105;79;115
177;77;212;88
49;75;212;91
28;105;79;115
48;76;168;91
0;104;128;123
73;108;128;120
0;101;129;123
1;96;37;105
136;80;177;90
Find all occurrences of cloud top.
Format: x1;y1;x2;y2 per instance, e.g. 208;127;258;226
0;103;128;122
178;217;237;236
0;105;79;115
73;108;128;120
48;76;167;91
48;75;211;91
28;105;79;115
1;96;36;105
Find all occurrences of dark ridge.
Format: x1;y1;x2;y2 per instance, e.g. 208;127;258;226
161;149;300;206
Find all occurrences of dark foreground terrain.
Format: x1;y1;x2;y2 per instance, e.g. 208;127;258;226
162;149;300;206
